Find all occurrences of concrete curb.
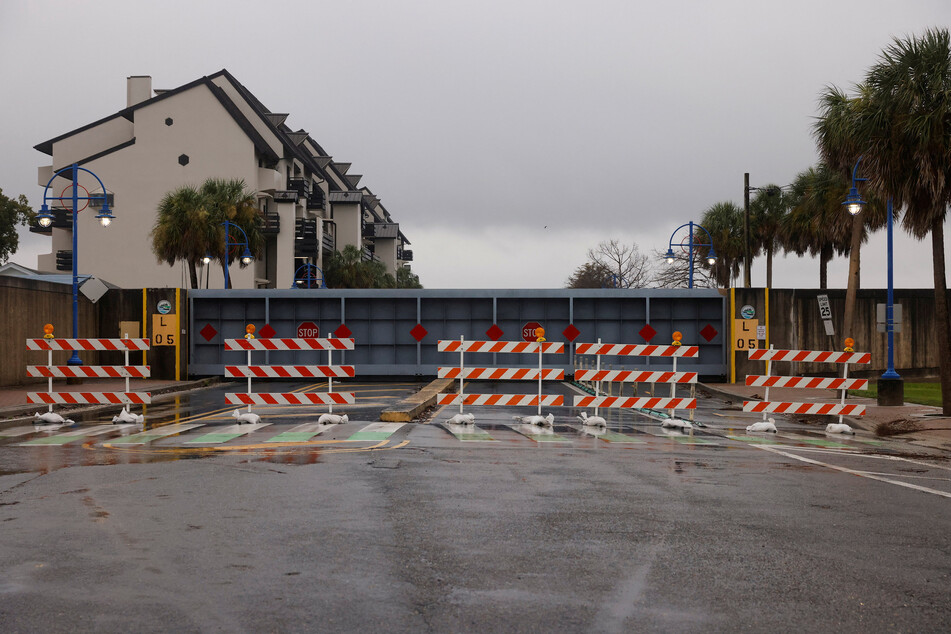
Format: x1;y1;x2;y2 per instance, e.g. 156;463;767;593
380;377;455;422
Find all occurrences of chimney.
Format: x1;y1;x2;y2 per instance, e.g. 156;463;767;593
127;75;152;107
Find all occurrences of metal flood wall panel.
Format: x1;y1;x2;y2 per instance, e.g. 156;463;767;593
189;289;727;377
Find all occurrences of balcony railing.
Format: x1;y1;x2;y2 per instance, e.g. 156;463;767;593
398;248;413;262
295;218;318;258
287;177;310;198
306;187;324;210
55;250;72;271
322;231;335;253
261;211;280;234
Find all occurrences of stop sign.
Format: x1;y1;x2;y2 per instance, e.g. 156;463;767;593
297;321;320;338
522;321;543;342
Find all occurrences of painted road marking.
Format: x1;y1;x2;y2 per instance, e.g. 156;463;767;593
1;425;62;437
726;434;782;445
19;424;135;446
443;422;496;442
572;425;645;443
508;424;572;443
109;424;207;445
755;444;951;499
347;423;405;441
265;423;337;443
185;423;272;444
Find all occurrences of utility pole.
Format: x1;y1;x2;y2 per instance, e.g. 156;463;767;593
744;172;751;288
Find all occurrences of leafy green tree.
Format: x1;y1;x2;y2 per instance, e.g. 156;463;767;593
150;185;215;288
566;261;613;288
324;245;396;289
816;28;951;413
396;266;423;289
817;28;951;415
201;179;263;289
0;188;34;264
150;179;262;289
749;186;789;288
779;165;854;289
814;92;888;338
699;202;745;288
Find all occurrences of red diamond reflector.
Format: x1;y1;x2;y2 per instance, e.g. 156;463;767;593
639;324;657;342
410;323;428;342
335;324;352;338
700;324;718;342
259;324;276;339
486;324;504;341
562;324;580;342
200;323;218;342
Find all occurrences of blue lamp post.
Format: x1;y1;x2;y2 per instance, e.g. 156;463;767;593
212;221;254;289
844;157;902;405
291;263;326;289
664;221;717;289
36;163;114;366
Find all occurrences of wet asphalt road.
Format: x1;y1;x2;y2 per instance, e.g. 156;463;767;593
1;380;950;632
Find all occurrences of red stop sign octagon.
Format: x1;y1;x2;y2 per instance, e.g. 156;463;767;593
522;321;543;342
297;321;320;338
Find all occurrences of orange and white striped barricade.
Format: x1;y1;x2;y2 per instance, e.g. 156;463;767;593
745;347;871;422
27;329;151;415
573;339;698;420
436;337;565;416
224;326;355;414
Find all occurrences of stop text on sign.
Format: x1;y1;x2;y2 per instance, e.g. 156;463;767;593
522;321;543;342
297;322;320;338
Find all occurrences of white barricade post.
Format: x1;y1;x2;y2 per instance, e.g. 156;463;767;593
573;333;698;420
745;340;871;423
436;330;565;417
224;324;356;415
26;324;152;419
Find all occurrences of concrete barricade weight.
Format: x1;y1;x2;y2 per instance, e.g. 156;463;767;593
224;327;355;416
744;347;871;422
436;336;566;417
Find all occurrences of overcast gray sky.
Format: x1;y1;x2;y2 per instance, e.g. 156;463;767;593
1;0;948;288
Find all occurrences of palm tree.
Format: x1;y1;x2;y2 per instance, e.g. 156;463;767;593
780;165;854;290
814;90;889;340
150;185;217;288
815;28;951;412
201;179;263;289
699;202;745;287
749;185;789;288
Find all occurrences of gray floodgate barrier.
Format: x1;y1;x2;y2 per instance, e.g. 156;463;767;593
189;289;727;377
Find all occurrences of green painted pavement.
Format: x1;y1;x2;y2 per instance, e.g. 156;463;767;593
20;435;77;446
671;436;719;445
727;434;781;444
347;423;405;442
598;432;645;443
265;431;323;443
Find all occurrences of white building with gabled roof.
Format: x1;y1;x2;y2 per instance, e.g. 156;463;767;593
32;70;412;289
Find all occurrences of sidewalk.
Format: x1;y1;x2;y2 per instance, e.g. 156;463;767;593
700;382;951;452
0;377;218;427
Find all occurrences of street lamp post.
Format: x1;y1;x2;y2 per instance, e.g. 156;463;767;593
664;221;717;289
36;163;114;366
211;221;254;289
292;263;326;289
843;157;903;406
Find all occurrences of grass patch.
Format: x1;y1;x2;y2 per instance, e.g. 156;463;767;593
849;382;943;408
